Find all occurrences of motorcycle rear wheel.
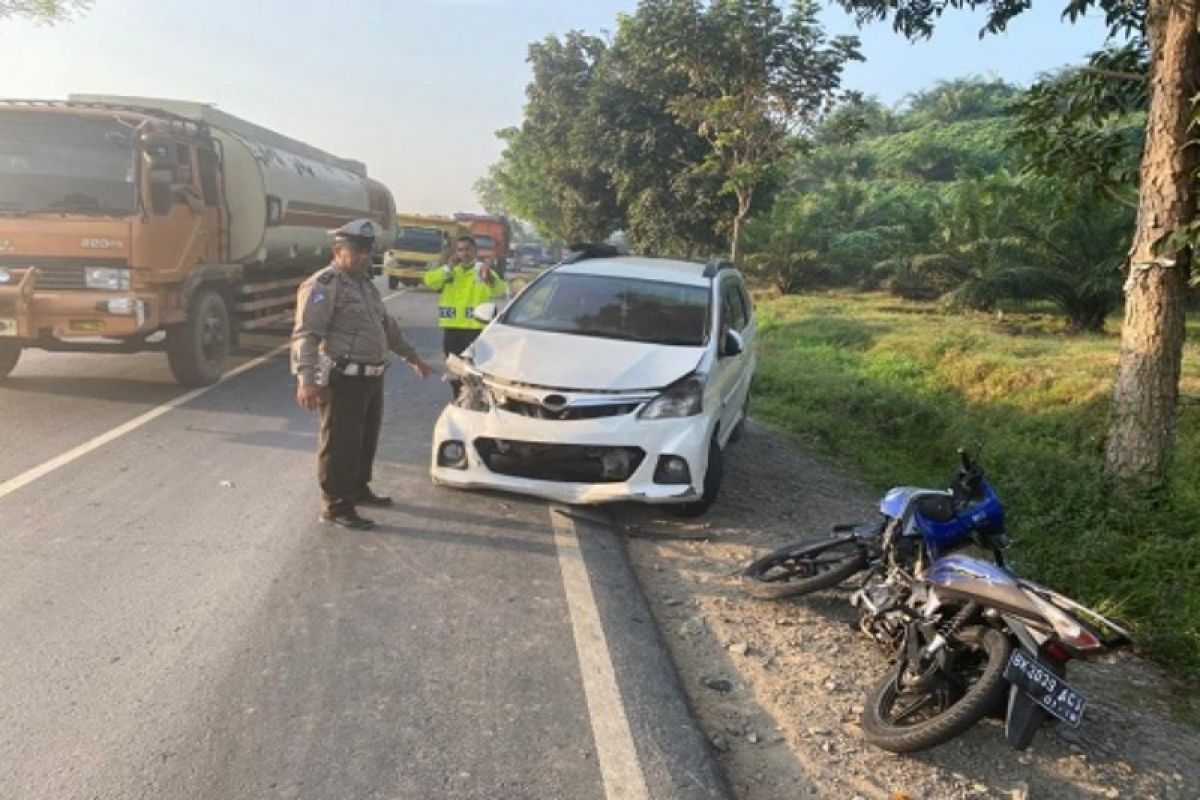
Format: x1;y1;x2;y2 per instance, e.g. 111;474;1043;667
861;625;1011;753
741;536;868;600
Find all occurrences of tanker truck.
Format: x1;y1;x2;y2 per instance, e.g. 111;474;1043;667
0;95;396;385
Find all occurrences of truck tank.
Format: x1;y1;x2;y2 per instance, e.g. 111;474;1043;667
68;95;396;272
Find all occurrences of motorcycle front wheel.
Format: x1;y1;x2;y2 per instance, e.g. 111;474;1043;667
741;535;869;600
861;625;1012;753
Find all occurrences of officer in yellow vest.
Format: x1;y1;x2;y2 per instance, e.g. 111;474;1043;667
424;235;508;395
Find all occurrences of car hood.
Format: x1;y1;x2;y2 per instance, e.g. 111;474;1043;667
471;324;705;392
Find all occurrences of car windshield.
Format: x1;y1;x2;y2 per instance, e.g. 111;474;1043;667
0;111;136;215
502;272;710;346
394;226;444;254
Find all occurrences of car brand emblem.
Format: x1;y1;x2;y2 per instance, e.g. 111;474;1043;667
541;394;569;413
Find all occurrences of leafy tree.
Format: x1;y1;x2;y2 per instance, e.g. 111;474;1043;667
834;0;1197;491
500;32;622;244
1011;41;1147;207
643;0;862;260
0;1;89;22
587;4;732;256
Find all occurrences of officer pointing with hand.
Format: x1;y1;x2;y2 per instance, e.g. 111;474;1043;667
292;219;433;530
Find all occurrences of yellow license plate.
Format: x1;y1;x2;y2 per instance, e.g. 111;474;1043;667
69;320;103;332
0;318;16;337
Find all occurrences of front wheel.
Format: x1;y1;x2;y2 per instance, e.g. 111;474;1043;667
861;625;1012;753
741;536;868;599
166;288;231;386
387;276;400;290
0;341;22;379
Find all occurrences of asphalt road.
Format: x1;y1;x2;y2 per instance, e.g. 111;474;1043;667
0;286;726;800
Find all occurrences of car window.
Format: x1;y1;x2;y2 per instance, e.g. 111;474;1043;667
734;281;753;324
720;279;748;332
503;272;710;346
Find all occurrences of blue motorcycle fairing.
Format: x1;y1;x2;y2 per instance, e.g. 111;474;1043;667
879;487;931;518
917;481;1006;557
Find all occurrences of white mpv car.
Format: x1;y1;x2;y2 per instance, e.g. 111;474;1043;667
430;250;756;516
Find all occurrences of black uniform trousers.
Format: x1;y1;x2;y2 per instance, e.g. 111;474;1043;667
443;328;481;397
318;372;383;513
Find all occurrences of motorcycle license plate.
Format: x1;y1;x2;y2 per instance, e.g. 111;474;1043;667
1004;649;1086;727
0;318;16;337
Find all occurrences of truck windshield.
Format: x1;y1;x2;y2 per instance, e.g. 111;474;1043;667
0;112;137;215
473;235;496;251
503;273;710;346
394;227;444;254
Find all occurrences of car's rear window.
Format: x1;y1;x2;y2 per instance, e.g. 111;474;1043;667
502;272;710;346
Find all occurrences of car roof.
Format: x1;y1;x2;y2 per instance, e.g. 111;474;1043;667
554;255;729;288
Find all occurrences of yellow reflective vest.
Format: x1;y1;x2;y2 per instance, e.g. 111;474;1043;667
423;263;508;330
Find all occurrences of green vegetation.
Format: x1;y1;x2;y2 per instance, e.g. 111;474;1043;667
753;293;1200;678
742;79;1135;333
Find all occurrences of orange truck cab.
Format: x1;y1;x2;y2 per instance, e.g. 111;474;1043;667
0;96;394;385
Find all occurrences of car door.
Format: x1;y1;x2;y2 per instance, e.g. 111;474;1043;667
713;277;752;442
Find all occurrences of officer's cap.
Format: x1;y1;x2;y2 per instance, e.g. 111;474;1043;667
330;218;380;246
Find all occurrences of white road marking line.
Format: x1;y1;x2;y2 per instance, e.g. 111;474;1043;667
551;507;650;800
0;288;410;502
0;343;290;502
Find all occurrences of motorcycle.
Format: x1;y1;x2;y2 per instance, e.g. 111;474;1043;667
741;449;1009;626
858;554;1132;752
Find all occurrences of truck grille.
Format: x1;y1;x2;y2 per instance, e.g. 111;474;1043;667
0;258;127;291
33;264;87;290
474;438;645;483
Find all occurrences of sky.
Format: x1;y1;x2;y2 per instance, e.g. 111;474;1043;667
1;0;1115;215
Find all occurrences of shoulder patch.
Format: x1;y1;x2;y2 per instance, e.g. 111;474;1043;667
310;288;327;305
316;270;336;285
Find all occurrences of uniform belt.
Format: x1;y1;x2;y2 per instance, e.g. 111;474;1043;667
336;361;388;377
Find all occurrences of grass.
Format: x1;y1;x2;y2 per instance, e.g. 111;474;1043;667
752;292;1200;681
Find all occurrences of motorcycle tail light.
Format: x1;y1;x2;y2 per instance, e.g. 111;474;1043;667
1031;594;1103;652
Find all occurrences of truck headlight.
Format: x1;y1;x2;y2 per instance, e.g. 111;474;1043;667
84;267;131;291
640;375;704;420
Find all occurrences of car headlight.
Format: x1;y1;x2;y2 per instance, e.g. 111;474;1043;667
84;267;131;291
639;375;704;420
0;268;11;284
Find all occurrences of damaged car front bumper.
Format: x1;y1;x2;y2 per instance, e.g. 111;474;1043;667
430;362;711;505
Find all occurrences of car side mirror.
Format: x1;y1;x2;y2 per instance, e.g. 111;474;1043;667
473;302;498;324
722;329;744;358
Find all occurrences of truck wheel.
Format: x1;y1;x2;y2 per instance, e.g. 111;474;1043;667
0;342;21;380
387;276;400;290
167;288;231;386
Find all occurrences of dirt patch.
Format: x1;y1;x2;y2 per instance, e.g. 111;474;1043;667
618;422;1200;800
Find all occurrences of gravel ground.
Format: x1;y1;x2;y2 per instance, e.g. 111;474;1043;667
617;422;1200;800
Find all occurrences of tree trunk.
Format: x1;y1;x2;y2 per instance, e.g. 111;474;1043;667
730;189;752;263
1104;0;1200;489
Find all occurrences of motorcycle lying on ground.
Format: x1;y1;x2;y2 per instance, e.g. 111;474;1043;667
741;448;1009;608
857;554;1133;752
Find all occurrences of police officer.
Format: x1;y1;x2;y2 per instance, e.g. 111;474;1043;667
423;236;508;396
292;219;433;530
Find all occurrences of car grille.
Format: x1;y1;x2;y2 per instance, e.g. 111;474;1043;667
498;397;641;421
474;439;645;483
